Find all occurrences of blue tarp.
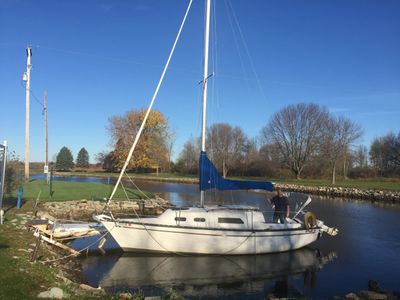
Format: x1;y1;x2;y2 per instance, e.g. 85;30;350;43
199;151;274;192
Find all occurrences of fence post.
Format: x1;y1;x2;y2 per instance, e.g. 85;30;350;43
17;187;23;209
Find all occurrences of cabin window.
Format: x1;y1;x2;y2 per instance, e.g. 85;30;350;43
194;218;206;222
175;217;186;221
218;217;244;224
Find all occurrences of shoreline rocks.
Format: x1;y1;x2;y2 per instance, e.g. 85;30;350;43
37;197;172;220
276;184;400;203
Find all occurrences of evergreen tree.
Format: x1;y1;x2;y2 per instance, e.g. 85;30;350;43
55;147;74;170
76;147;90;168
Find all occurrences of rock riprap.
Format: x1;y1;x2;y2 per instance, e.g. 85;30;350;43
37;197;171;220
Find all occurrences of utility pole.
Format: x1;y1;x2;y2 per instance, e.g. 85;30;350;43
23;47;32;181
0;141;7;225
44;91;50;184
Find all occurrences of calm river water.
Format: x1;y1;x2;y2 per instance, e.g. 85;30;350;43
34;175;400;298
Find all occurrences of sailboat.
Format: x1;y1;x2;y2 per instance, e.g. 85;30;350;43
95;0;338;255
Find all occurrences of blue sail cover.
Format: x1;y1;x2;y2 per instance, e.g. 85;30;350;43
199;151;274;191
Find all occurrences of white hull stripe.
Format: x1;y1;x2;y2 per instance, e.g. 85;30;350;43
115;221;319;233
113;224;319;238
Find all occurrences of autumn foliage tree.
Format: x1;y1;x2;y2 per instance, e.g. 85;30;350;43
108;109;170;171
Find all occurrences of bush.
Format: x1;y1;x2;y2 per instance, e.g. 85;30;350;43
4;161;22;197
348;167;378;179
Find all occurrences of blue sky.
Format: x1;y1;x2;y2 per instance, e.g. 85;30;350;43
0;0;399;163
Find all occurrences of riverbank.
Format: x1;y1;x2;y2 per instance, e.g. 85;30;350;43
1;180;175;299
0;200;106;299
54;172;400;203
0;199;179;300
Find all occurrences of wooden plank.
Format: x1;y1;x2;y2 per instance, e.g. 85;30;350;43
34;232;80;256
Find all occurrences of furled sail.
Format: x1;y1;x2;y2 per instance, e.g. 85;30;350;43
199;151;274;191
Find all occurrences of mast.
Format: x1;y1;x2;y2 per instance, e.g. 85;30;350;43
200;0;211;207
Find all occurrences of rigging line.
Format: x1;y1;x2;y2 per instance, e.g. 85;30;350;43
124;171;154;201
209;0;219;127
20;80;44;108
120;181;252;256
226;0;268;103
107;0;194;205
119;179;187;256
33;44;199;75
223;0;252;96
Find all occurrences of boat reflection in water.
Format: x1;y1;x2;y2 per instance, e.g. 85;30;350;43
81;247;336;299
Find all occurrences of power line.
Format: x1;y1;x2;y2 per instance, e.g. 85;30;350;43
20;80;44;108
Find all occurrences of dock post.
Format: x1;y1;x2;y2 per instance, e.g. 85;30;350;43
30;237;41;263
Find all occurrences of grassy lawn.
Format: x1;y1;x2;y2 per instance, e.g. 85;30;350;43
57;170;197;179
0;220;58;300
0;202;121;300
55;171;400;191
11;180;153;202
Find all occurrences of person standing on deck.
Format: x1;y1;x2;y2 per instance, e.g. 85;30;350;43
269;187;289;224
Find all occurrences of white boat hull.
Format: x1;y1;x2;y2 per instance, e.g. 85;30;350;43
101;220;321;255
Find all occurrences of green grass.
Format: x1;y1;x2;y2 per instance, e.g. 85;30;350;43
0;225;56;299
58;170;197;179
0;202;122;300
11;180;153;202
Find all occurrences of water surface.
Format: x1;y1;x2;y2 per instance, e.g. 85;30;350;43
32;174;400;298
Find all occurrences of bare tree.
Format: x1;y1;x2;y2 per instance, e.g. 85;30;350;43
323;116;362;184
242;138;260;176
370;132;400;176
206;123;248;178
261;103;330;179
354;145;368;168
177;137;199;174
258;143;282;177
165;128;176;173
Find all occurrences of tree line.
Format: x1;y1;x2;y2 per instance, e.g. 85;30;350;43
97;103;399;182
175;103;399;182
55;147;90;171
